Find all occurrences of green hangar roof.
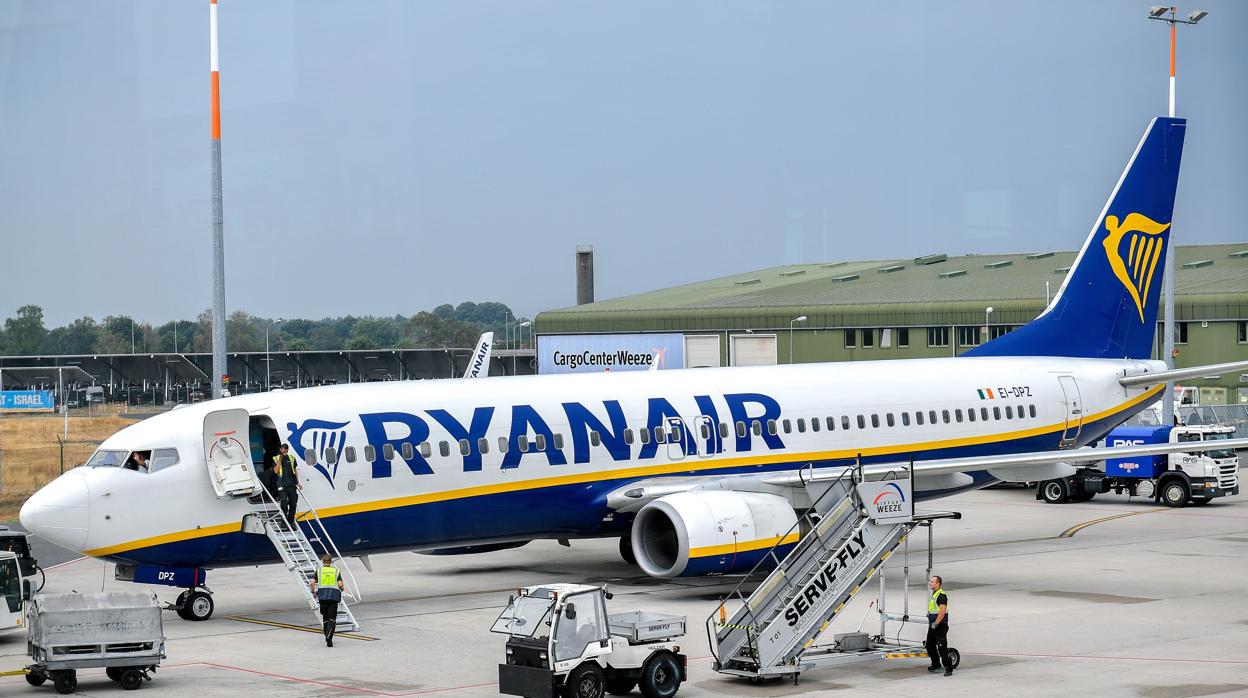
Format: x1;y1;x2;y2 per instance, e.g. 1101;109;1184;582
536;244;1248;334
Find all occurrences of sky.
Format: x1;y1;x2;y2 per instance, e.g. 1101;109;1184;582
1;1;1246;327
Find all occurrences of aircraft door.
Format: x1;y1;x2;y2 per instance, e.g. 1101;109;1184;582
1057;376;1084;449
203;408;263;498
666;417;693;460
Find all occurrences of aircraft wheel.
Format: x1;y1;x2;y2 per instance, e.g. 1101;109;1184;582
184;590;214;621
1040;479;1069;504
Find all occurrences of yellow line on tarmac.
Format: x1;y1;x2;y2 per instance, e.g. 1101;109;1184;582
1059;509;1168;538
225;615;378;641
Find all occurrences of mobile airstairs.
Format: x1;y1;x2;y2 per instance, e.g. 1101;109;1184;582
243;490;362;633
707;464;960;682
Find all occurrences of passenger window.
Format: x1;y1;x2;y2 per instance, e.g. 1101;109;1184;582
1017;404;1025;419
402;443;414;460
981;407;989;421
955;409;964;423
719;422;730;439
993;406;1002;420
842;416;851;430
365;445;376;462
942;410;950;424
916;411;924;425
700;423;711;439
459;439;471;456
929;410;937;424
517;435;529;452
782;419;792;434
857;415;866;429
639;428;651;445
901;412;910;427
325;447;339;464
1029;404;1037;418
766;420;777;436
498;436;509;453
1005;405;1014;419
736;421;747;438
810;418;819;433
345;446;356;463
478;437;490;454
305;449;318;465
752;421;763;436
148;448;180;473
624;428;635;444
871;414;880;428
825;416;835;431
967;409;975;423
590;431;601;447
420;442;432;458
382;444;395;461
438;441;450;458
654;428;667;444
886;413;895;427
553;434;564;450
535;434;547;451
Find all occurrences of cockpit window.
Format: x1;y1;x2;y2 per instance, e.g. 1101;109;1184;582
148;448;180;473
86;450;128;468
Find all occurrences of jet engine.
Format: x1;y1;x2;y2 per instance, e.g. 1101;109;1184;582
631;490;799;578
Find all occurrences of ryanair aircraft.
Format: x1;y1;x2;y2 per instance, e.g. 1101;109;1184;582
20;116;1248;618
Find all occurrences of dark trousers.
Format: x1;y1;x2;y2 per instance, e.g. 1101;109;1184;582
319;599;339;643
278;487;297;525
925;621;951;669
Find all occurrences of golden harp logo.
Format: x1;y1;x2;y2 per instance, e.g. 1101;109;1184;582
1101;212;1171;322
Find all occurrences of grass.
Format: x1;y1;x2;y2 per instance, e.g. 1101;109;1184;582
0;414;136;521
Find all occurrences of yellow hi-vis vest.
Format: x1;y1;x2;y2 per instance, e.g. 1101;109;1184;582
274;454;294;476
319;566;339;588
928;588;947;614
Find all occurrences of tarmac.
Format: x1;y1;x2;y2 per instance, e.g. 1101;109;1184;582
2;486;1247;697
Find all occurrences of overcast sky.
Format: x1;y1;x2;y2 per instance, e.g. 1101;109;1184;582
2;1;1245;327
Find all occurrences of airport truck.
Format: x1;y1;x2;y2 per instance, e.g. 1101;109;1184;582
1038;424;1240;506
492;583;686;698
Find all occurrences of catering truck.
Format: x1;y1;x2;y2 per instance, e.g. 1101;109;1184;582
1038;424;1240;507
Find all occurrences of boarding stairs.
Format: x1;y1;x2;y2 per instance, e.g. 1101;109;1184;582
250;490;362;633
708;465;939;678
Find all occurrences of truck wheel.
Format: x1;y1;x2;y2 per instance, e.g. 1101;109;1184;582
640;653;682;698
619;536;637;566
107;667;124;681
1041;479;1069;504
25;669;47;686
1161;479;1189;507
184;590;214;621
566;662;606;698
606;677;637;695
120;669;144;690
53;670;77;695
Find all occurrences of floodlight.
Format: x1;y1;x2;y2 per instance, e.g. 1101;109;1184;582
1188;10;1208;22
1149;6;1170;18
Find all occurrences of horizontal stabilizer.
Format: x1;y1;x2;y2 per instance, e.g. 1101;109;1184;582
1119;358;1248;387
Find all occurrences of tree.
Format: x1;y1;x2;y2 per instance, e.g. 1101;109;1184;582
98;315;138;354
43;317;99;355
156;320;196;353
4;305;47;355
348;317;401;350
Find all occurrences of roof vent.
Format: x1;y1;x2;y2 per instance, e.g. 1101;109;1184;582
938;269;967;279
914;253;947;265
734;277;762;286
984;260;1013;269
1228;249;1248;259
820;261;848;269
1054;266;1071;274
779;269;807;277
1026;251;1055;260
1182;259;1213;269
832;273;860;283
876;264;905;274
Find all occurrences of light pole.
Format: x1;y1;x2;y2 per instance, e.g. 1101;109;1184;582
513;320;531;374
984;306;994;343
173;320;179;354
1149;5;1207;427
789;316;807;364
131;320;136;354
265;319;283;390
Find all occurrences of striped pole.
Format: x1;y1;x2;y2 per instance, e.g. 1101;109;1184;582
210;0;228;399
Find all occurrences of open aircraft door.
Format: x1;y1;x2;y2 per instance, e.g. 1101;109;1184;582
1057;376;1083;449
203;409;262;498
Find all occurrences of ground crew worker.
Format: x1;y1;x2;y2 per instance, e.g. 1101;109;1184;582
273;444;301;525
925;575;953;676
309;553;345;647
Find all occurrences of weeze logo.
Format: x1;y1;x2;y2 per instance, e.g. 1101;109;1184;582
287;418;351;488
1102;212;1171;323
872;482;906;515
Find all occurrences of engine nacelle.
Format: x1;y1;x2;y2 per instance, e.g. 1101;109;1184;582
631;490;799;578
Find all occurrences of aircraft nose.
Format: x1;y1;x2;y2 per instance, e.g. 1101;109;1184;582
20;470;91;552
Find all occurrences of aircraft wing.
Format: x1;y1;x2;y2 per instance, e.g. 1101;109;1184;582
605;437;1248;511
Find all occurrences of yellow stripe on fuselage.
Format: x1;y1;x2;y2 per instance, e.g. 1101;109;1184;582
85;384;1163;558
689;532;801;559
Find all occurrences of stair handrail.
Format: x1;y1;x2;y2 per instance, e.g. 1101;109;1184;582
706;462;864;663
297;489;362;602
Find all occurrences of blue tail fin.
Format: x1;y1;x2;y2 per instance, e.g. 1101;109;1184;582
968;117;1186;360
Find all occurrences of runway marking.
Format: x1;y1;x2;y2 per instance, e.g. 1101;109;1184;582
973;651;1248;666
224;615;378;641
1058;508;1169;538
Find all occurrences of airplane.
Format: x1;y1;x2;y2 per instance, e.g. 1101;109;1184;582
20;115;1248;619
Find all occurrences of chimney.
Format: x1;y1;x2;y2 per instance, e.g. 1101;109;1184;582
576;245;595;305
